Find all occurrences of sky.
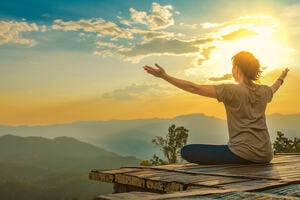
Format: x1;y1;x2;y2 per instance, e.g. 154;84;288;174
0;0;300;126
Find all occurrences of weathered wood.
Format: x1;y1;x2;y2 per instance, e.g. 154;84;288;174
206;191;300;200
96;182;300;200
90;154;300;199
89;171;114;183
95;191;161;200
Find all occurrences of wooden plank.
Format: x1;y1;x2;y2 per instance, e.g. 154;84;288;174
219;179;288;191
89;171;114;183
189;177;251;187
115;174;145;188
93;167;142;174
96;183;300;200
89;167;143;183
145;179;184;192
145;172;185;192
271;155;300;164
95;191;161;200
261;183;300;197
143;187;234;200
120;166;280;181
160;174;216;185
125;170;167;179
206;191;300;200
180;163;258;172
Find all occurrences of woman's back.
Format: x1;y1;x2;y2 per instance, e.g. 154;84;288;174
215;83;274;163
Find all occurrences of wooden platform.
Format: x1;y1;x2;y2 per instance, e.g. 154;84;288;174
89;154;300;199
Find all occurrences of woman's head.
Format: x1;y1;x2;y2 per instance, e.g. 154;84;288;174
231;51;261;84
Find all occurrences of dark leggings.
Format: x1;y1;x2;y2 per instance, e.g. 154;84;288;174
181;144;253;165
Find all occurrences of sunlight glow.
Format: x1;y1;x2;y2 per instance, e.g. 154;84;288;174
185;14;294;82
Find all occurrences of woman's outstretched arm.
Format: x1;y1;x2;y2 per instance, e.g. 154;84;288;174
271;68;289;94
143;64;217;98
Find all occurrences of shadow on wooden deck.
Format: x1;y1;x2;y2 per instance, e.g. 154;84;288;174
89;154;300;199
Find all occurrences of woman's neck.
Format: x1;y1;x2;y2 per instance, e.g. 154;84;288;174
238;75;254;87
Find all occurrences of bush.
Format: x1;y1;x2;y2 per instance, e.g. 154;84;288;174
273;131;300;153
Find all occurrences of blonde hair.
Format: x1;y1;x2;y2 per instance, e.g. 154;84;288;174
232;51;261;81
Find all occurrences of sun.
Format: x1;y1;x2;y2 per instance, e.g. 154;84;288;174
185;14;294;82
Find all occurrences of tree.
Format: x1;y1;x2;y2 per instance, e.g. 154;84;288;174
150;154;168;166
152;124;189;164
273;131;300;153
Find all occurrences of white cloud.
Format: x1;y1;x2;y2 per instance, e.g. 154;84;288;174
96;41;117;48
201;22;225;29
93;50;113;57
40;25;47;32
149;2;174;30
52;18;133;39
0;20;40;46
120;19;132;26
48;3;178;59
129;28;175;41
130;8;148;25
179;22;198;29
117;16;132;26
129;2;175;30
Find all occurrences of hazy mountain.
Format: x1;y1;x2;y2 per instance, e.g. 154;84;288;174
0;113;299;159
0;135;139;200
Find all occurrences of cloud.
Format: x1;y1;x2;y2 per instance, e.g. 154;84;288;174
93;50;113;57
129;28;175;41
201;22;225;29
50;9;280;67
116;14;278;63
0;20;40;46
52;18;133;39
208;74;232;81
197;46;216;65
129;2;175;30
221;28;257;40
179;22;198;29
96;41;118;48
101;84;172;100
129;8;148;25
119;38;212;58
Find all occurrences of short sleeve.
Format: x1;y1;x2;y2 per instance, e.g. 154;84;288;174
214;84;234;103
264;85;273;103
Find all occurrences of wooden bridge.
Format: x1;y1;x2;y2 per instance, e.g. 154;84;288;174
89;154;300;199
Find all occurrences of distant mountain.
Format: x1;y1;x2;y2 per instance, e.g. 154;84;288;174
0;113;299;159
0;135;139;200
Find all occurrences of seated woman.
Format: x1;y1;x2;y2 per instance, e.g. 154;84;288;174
143;51;289;164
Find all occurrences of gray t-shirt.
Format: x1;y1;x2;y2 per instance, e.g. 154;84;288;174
215;84;274;163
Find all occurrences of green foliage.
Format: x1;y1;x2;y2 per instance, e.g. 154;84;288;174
273;131;300;153
139;159;152;166
150;154;168;166
140;154;168;166
152;124;189;164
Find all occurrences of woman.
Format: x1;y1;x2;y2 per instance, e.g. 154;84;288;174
143;51;289;164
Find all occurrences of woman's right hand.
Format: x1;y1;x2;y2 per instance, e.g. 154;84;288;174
143;64;167;79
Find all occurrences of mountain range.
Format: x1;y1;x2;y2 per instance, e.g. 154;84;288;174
0;134;139;200
0;113;299;159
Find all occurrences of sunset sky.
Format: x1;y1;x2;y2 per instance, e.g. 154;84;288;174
0;0;299;126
